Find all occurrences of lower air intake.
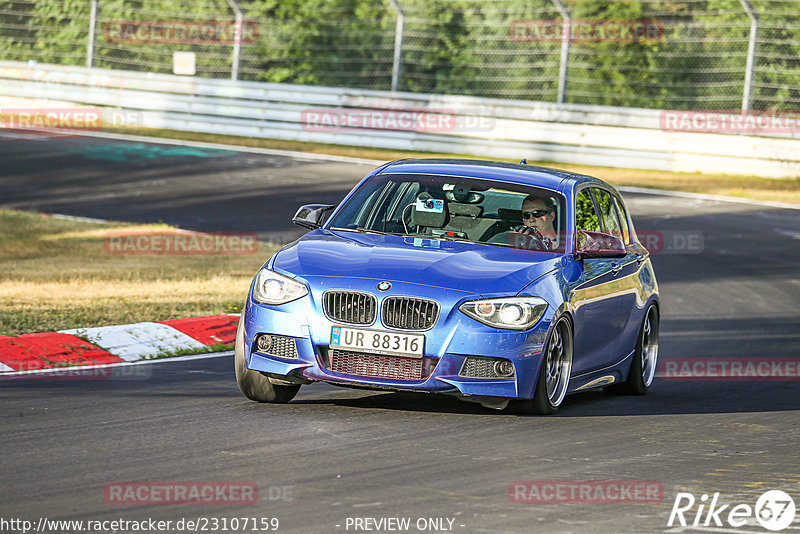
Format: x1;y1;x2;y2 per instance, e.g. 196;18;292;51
329;349;425;381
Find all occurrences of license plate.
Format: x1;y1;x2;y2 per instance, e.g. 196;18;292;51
330;326;424;358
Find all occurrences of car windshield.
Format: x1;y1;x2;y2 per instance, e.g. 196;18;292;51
327;173;566;253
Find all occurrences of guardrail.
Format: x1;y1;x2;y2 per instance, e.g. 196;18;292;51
1;61;798;178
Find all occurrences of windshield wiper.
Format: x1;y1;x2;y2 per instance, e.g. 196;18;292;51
330;226;400;236
433;235;474;243
357;226;403;236
427;232;475;243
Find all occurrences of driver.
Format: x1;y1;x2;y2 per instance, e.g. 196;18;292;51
513;194;558;250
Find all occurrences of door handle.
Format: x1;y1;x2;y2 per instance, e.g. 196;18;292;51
611;262;622;275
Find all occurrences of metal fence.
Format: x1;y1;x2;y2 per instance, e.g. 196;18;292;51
1;0;799;112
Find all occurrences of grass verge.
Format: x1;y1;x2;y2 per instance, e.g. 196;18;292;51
106;126;800;205
0;209;274;336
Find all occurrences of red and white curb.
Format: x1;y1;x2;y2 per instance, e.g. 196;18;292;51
0;314;239;373
60;322;207;361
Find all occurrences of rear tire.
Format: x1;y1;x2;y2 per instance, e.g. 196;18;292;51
511;316;573;415
605;304;659;396
234;319;300;403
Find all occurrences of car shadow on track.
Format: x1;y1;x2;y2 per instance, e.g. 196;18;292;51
288;379;800;417
556;380;800;417
291;389;503;415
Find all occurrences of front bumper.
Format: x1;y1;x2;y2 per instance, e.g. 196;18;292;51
242;279;555;400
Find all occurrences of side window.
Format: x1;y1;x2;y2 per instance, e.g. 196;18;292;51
593;188;624;240
575;189;600;232
611;195;631;244
338;186;385;229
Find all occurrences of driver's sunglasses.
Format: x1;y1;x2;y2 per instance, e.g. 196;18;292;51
522;209;552;219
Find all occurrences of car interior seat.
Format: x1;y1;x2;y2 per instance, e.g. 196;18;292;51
480;208;523;242
443;202;485;239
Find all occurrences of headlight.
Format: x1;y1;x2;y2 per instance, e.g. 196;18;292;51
253;269;308;305
459;297;548;330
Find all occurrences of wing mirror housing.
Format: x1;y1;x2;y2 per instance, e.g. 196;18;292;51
292;204;334;230
575;230;626;259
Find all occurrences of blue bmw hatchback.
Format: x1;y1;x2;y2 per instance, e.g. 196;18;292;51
235;159;659;414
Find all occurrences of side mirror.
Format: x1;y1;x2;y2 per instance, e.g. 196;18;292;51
575;230;626;258
292;204;334;230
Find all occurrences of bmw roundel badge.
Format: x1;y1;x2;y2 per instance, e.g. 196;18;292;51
377;281;392;292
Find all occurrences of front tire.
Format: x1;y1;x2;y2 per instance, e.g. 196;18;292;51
234;319;300;403
511;316;573;415
606;304;659;395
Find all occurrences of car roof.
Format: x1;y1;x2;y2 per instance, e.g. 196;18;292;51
375;158;609;193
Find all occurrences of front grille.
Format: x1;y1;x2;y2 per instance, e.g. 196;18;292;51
329;349;424;381
381;297;440;330
324;291;377;325
255;334;298;359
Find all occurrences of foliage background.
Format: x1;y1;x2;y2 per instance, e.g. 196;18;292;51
1;0;798;110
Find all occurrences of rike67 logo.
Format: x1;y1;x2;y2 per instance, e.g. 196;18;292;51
668;490;796;531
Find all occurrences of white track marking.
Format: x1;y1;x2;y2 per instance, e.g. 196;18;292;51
774;228;800;239
0;131;64;141
617;186;800;211
44;213;109;223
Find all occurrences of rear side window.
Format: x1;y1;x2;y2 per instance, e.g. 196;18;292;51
593;188;625;241
575;189;600;232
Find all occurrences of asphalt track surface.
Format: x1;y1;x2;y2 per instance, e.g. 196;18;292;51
1;132;799;534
